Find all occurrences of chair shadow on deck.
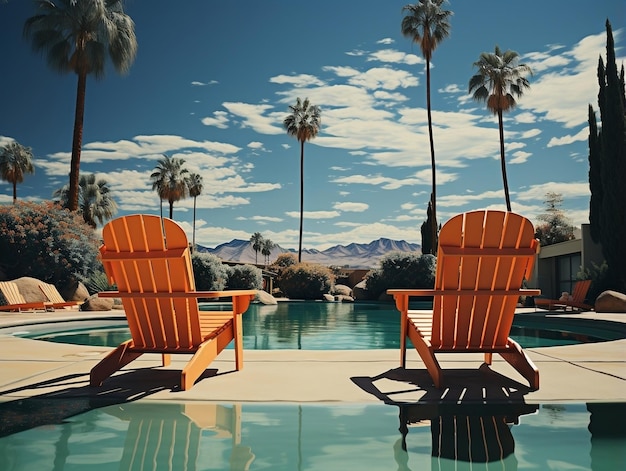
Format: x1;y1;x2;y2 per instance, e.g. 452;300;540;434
0;370;254;470
0;363;236;438
352;366;537;471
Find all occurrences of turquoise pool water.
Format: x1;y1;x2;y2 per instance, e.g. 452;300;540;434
0;401;624;470
15;301;623;349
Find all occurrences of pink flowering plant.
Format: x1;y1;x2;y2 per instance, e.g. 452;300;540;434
0;201;101;291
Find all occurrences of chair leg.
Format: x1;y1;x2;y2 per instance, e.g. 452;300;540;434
499;339;540;390
90;340;142;387
181;339;218;391
407;324;443;388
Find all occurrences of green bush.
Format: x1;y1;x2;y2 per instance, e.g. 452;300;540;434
279;262;335;300
191;252;228;290
364;252;436;299
227;264;262;290
578;261;609;303
0;201;101;292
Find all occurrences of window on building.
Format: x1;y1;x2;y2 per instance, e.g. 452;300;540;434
557;253;581;296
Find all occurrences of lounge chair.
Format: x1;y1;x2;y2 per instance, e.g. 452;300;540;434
89;214;256;391
0;281;53;312
534;279;593;312
38;282;82;309
388;210;541;390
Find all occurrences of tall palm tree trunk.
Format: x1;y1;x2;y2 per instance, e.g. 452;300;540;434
68;71;87;212
298;140;305;262
425;58;438;254
12;182;17;203
497;110;512;211
192;196;197;252
169;200;174;219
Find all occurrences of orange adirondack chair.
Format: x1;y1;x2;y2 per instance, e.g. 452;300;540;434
90;214;256;391
534;279;593;311
388;210;541;390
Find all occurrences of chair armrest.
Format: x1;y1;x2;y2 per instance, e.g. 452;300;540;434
98;289;257;299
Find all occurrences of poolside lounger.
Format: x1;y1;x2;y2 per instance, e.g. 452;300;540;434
534;279;593;312
0;281;53;312
90;214;256;391
38;282;82;310
388;210;541;390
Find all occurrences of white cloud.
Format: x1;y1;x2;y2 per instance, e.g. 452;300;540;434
333;202;369;212
285;210;341;219
269;74;326;87
201;111;229;129
367;48;421;65
222;102;284;135
547;126;588;147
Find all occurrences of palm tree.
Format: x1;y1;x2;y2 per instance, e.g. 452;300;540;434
283;97;321;262
401;0;452;254
261;238;275;266
187;173;203;252
150;154;189;220
0;141;35;203
469;46;532;211
54;173;117;227
24;0;137;212
250;232;264;264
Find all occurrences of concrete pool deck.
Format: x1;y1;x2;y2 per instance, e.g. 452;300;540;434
0;307;624;407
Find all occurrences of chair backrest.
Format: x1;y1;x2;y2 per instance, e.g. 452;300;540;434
100;214;201;350
432;210;538;350
39;283;65;303
0;281;25;305
572;279;591;303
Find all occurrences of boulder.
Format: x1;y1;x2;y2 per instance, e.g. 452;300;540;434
12;277;48;303
80;294;114;311
323;293;355;303
255;289;278;305
331;284;353;297
594;290;626;313
352;280;369;301
68;282;90;302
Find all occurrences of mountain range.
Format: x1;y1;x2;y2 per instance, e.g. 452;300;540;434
197;238;422;269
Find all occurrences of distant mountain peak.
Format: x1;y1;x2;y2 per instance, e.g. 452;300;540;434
197;238;421;269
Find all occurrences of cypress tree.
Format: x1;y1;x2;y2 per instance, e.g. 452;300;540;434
589;19;626;291
587;104;602;243
420;197;437;255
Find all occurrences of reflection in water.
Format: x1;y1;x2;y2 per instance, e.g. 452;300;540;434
106;403;254;471
395;403;538;470
0;402;624;470
23;301;623;350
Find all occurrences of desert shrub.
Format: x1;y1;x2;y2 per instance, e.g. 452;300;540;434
578;261;610;303
191;252;228;290
83;271;115;295
279;263;335;300
227;264;263;290
364;252;436;299
0;201;101;291
269;252;298;293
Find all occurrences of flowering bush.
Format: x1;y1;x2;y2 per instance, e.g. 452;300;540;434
0;201;101;291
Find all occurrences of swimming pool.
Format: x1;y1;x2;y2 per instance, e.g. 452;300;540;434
12;301;625;349
0;400;623;470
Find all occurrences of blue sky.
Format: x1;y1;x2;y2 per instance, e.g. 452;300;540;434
1;0;624;250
